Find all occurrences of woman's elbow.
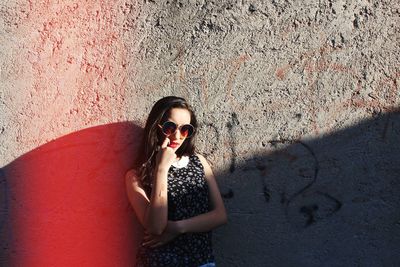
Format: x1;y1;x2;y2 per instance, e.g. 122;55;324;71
146;224;166;235
216;209;228;226
150;227;165;235
221;213;228;225
144;219;167;235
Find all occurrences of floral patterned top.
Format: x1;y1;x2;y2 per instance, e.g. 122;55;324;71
135;154;215;267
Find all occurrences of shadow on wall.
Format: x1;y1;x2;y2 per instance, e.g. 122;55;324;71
215;110;400;267
0;111;399;266
0;122;144;267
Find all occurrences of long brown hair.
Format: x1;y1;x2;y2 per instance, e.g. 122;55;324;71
134;96;198;196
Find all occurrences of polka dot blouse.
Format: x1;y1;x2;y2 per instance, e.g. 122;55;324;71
135;154;215;267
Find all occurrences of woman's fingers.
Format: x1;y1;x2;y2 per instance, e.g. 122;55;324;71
161;137;170;149
142;237;161;247
142;236;156;245
142;231;178;248
142;240;156;247
149;242;162;248
143;234;152;241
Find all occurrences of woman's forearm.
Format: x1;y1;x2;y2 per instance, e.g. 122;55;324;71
176;209;228;234
144;167;169;235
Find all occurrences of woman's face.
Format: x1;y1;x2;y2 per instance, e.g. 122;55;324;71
160;108;192;151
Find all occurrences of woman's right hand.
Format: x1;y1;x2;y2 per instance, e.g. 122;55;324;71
142;221;181;248
155;137;177;171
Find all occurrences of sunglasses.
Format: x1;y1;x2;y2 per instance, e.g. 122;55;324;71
158;121;195;139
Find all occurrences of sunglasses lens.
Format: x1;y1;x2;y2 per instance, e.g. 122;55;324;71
180;124;194;138
162;121;177;136
161;121;194;138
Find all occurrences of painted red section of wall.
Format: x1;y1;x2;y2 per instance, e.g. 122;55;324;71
4;123;143;266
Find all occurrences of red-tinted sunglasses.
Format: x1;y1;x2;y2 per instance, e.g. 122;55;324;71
158;121;195;139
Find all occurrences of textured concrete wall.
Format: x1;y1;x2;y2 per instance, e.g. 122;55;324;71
1;0;399;266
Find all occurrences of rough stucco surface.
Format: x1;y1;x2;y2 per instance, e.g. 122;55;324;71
1;0;130;162
1;0;400;266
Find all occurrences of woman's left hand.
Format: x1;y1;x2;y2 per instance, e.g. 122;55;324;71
142;221;181;248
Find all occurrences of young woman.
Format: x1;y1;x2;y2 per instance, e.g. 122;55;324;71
125;96;228;267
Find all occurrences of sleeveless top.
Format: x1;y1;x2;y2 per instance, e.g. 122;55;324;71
135;154;215;267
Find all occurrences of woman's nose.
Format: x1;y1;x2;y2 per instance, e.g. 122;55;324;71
171;128;181;140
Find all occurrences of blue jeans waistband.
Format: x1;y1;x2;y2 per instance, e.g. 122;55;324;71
199;262;216;267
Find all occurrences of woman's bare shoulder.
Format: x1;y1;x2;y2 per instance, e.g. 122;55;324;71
125;168;141;185
195;153;205;159
195;153;214;170
195;153;209;165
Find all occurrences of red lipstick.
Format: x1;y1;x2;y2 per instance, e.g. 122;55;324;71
168;141;180;148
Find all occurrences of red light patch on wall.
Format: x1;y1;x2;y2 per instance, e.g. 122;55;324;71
4;123;143;266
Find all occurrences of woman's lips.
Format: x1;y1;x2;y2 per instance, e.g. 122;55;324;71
168;142;180;148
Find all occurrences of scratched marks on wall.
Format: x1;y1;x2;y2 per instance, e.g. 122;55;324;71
138;51;251;114
275;39;400;136
217;131;343;228
263;140;342;228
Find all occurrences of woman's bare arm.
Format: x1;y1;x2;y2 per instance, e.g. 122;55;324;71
174;154;228;234
125;168;168;235
125;138;177;235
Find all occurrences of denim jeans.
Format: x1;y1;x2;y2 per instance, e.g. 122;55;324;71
199;262;216;267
